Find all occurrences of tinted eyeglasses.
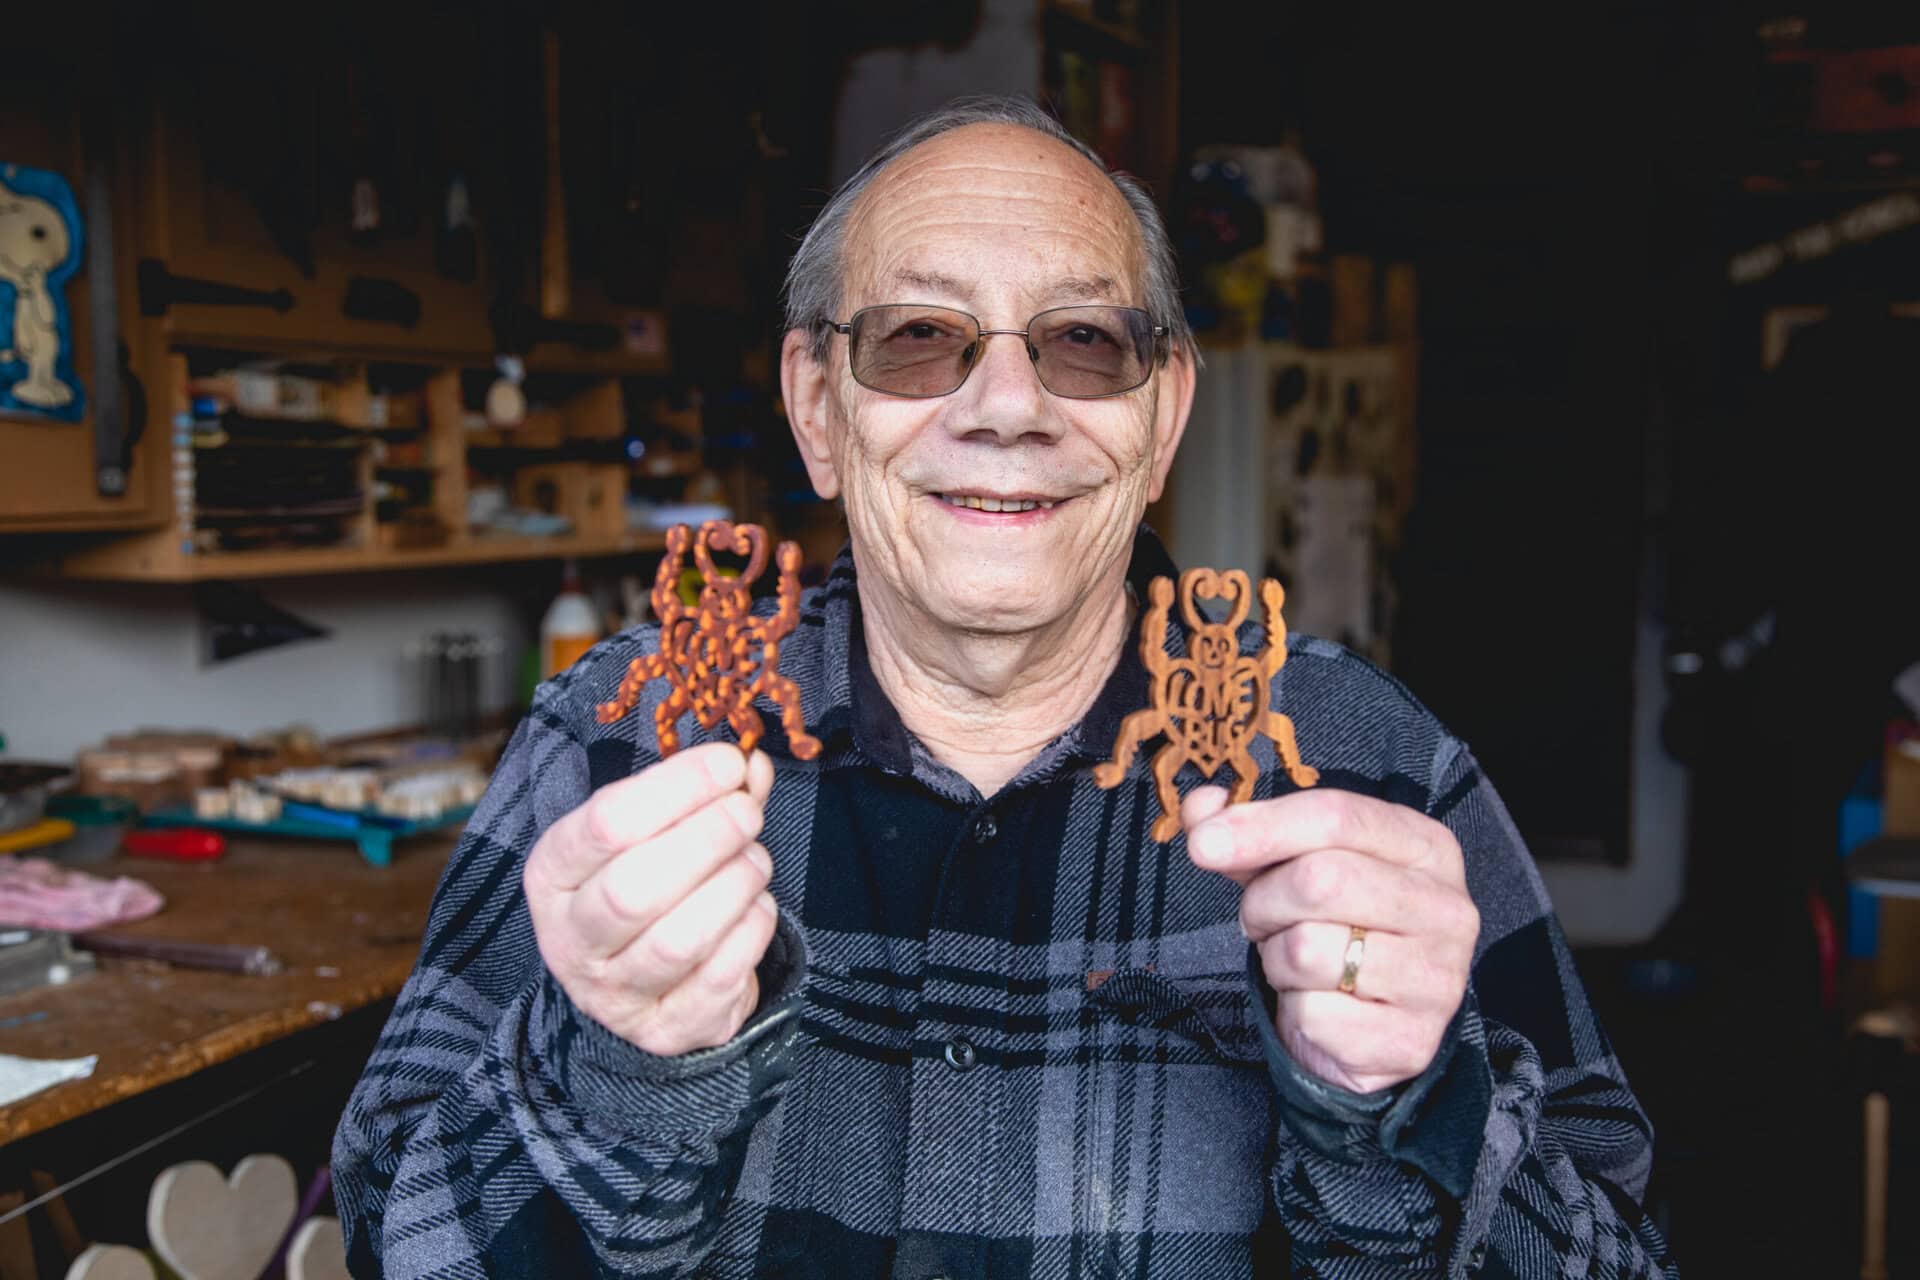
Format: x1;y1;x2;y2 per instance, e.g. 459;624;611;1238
822;304;1167;399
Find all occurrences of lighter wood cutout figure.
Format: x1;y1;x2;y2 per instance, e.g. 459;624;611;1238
65;1245;156;1280
597;520;820;759
1094;569;1320;841
286;1216;349;1280
146;1155;295;1280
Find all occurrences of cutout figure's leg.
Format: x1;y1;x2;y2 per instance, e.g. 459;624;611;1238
654;685;691;755
1263;709;1320;788
1150;745;1186;843
760;673;821;759
727;701;765;755
597;654;666;724
1093;709;1163;789
1226;746;1259;805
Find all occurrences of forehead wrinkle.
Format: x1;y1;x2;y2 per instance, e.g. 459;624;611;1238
850;206;1143;312
859;183;1133;248
843;125;1145;307
868;268;1120;304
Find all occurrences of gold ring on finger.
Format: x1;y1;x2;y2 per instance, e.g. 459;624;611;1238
1338;925;1367;995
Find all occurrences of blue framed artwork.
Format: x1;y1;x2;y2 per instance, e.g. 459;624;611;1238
0;161;86;422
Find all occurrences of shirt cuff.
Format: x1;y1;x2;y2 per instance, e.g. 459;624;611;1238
531;906;809;1138
1246;943;1492;1203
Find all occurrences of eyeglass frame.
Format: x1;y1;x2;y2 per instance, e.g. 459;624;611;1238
818;303;1171;400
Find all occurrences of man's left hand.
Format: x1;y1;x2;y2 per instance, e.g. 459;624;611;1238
1184;786;1479;1095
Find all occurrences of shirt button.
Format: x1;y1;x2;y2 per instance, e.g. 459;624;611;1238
971;813;998;844
942;1036;978;1072
1467;1240;1488;1270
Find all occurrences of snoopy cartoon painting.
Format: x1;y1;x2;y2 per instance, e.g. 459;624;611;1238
0;162;86;421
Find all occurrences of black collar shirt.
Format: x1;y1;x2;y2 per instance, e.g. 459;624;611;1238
335;527;1677;1279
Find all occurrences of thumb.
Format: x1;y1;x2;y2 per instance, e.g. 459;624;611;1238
1181;785;1231;830
1180;786;1252;885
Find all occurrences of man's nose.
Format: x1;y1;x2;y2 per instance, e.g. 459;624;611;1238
947;329;1062;446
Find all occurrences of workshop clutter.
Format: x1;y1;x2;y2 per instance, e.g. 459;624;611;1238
64;1154;349;1280
53;724;504;853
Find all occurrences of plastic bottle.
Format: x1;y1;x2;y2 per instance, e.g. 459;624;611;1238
541;560;603;679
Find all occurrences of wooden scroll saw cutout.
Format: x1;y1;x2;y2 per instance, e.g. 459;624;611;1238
1093;568;1319;841
597;520;820;760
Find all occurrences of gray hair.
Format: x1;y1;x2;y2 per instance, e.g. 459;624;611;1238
784;94;1196;367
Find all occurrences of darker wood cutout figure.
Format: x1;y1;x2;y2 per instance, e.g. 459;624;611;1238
596;520;821;760
1093;568;1319;841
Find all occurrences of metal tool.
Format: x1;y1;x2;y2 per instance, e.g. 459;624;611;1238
68;932;283;976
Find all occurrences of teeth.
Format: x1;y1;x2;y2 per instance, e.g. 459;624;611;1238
940;494;1055;512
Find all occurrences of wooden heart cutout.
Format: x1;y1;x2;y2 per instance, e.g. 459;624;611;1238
147;1154;296;1280
65;1244;156;1280
287;1216;350;1280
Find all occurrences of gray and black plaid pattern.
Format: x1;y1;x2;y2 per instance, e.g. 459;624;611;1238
335;528;1677;1278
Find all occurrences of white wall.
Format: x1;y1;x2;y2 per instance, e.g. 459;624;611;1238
0;570;541;762
1170;344;1269;578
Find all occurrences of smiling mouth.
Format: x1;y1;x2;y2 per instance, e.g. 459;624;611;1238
935;493;1060;512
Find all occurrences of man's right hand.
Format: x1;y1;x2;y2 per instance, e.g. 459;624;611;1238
524;742;780;1056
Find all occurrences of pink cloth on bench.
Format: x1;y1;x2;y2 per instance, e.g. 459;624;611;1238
0;858;164;930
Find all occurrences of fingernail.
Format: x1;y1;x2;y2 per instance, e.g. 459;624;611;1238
727;790;766;838
1190;823;1230;865
756;889;779;918
705;746;745;788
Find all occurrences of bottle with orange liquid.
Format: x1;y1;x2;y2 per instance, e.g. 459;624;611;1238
541;559;603;679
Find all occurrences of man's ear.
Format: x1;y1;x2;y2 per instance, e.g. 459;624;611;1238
1146;344;1197;504
780;329;842;501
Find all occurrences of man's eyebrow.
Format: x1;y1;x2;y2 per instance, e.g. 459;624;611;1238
877;270;1124;305
886;269;973;300
1042;274;1122;303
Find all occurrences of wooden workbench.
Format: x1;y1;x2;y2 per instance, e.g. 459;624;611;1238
0;833;455;1145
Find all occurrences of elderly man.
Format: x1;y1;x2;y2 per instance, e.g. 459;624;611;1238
335;97;1676;1279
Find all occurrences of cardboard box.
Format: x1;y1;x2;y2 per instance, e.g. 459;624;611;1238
513;462;628;540
564;381;626;440
508;408;565;449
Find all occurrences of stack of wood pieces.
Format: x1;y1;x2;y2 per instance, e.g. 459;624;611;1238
63;1153;346;1280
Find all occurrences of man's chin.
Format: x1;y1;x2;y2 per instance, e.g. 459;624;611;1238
920;581;1066;637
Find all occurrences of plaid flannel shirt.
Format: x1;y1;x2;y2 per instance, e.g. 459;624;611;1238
335;528;1677;1278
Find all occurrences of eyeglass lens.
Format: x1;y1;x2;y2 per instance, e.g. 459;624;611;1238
847;304;1156;398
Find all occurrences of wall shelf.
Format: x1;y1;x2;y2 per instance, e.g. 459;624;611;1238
34;345;678;582
162;326;670;380
50;529;667;582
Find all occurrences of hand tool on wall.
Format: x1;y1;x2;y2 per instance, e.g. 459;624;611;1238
137;260;294;317
539;27;570;320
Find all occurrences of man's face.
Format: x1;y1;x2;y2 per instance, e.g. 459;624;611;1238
783;124;1193;640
